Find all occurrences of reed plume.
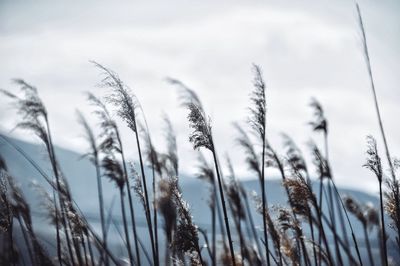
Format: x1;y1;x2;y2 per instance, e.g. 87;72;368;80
357;3;399;262
252;192;282;264
247;64;271;265
364;135;388;264
91;61;156;265
157;178;177;265
343;196;376;266
170;77;236;265
169;177;203;265
162;115;179;177
88;92;135;265
1;80;75;265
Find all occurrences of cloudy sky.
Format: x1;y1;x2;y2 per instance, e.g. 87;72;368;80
1;0;399;193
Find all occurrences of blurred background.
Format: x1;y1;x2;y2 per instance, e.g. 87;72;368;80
1;0;399;193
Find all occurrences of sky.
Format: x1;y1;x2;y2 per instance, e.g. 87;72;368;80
0;0;399;194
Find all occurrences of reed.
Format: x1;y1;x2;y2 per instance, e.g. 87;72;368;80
169;78;236;265
0;10;398;263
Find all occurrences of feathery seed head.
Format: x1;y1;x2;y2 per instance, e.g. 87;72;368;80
248;64;267;142
363;135;383;182
309;98;327;134
170;78;213;151
91;61;138;133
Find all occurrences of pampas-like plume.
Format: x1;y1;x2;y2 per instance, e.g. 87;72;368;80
171;77;236;265
283;179;312;218
170;78;213;151
226;165;245;221
0;80;48;145
357;4;399;261
92;61;155;265
343;196;365;225
88;92;135;265
252;192;282;264
276;209;301;265
309;141;331;180
157;178;177;265
282;134;309;179
344;196;377;266
233;123;261;178
364;136;383;182
309;98;327;135
248;64;267;141
157;179;177;243
91;61;138;133
363;135;389;263
246;64;271;265
3;165;54;266
1;80;78;264
196;152;215;184
282;135;320;265
169;177;203;264
0;159;12;234
385;179;400;250
162;115;179;177
280;233;300;266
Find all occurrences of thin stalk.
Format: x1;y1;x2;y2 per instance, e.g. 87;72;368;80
94;159;109;266
211;191;216;266
317;176;324;266
59;195;76;265
324;133;343;265
326;133;351;265
81;233;89;266
378;181;388;266
320;212;360;265
199;228;215;265
363;225;374;266
330;183;363;265
117;132;141;266
307;205;318;266
137;236;153;266
214;183;226;241
119;188;134;265
134;127;157;265
335;189;350;264
357;5;400;261
164;235;170;266
327;180;343;265
241;188;263;262
9;219;16;266
311;193;334;266
45;118;77;265
260;137;271;266
228;198;244;264
274;152;310;266
211;147;236;266
152;166;159;266
86;232;95;266
17;217;35;266
52;189;62;266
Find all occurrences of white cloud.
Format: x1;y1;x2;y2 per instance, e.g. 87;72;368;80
0;0;399;194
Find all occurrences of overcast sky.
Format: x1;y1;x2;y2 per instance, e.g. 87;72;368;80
1;0;399;194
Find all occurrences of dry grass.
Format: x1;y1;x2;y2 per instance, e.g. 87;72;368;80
0;3;398;266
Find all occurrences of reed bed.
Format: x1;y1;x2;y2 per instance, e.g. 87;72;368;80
0;3;399;266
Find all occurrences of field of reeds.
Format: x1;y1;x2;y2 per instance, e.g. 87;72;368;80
0;4;399;266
